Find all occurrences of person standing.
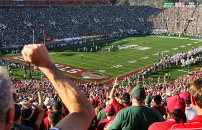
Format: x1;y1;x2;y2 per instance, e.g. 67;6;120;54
171;78;202;129
108;86;161;130
21;44;95;130
169;73;171;80
148;95;186;130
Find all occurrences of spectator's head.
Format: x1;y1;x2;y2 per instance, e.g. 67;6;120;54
166;95;186;121
145;96;152;106
52;101;62;111
44;98;54;110
48;110;63;128
180;91;191;105
122;92;130;105
105;105;114;117
188;78;202;111
0;67;14;130
21;108;34;127
14;104;22;122
154;95;162;105
131;86;145;106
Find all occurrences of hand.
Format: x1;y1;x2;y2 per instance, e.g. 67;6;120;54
36;83;41;91
22;102;32;108
21;44;52;68
113;78;119;88
11;86;16;94
127;77;131;84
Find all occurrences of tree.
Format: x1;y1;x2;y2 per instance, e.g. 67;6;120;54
117;0;130;6
144;0;153;6
186;0;197;3
112;0;118;6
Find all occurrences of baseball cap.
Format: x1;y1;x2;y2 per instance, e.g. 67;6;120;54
122;93;130;101
44;98;54;109
145;96;152;104
132;86;145;100
90;99;95;105
23;97;29;102
180;91;191;104
14;103;22;119
28;100;33;103
166;95;185;114
154;95;162;104
105;105;114;114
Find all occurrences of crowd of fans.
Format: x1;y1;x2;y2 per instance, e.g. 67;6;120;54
1;5;202;130
0;6;163;47
1;6;202;48
0;44;199;130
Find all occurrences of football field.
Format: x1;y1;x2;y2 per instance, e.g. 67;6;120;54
5;35;202;84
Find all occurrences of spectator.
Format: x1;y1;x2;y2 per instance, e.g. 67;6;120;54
48;110;63;129
44;98;54;117
108;86;161;130
52;101;66;117
11;103;33;130
21;102;45;130
0;66;15;130
21;44;95;130
96;105;115;130
148;95;186;130
97;103;107;123
145;96;152;107
171;78;202;129
151;95;167;118
44;100;66;130
180;91;198;122
110;78;132;114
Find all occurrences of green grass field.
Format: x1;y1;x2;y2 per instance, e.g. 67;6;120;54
4;35;202;84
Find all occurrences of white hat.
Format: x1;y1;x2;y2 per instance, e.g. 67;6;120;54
44;98;54;109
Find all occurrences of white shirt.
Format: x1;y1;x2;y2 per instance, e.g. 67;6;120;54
185;106;198;122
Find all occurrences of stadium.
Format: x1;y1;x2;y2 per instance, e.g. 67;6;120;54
0;0;202;130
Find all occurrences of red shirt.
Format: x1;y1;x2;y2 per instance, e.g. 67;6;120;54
96;118;110;130
151;105;167;116
148;117;181;130
170;115;202;130
44;117;49;130
112;99;130;114
44;111;51;119
103;116;116;130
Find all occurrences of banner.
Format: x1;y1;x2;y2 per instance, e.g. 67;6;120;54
175;2;185;7
187;2;196;5
164;2;174;6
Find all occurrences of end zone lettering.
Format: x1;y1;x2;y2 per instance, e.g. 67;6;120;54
55;64;82;74
6;55;113;82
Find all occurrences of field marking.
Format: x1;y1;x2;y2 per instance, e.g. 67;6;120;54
127;60;137;63
172;48;178;50
140;57;149;59
177;69;188;73
153;53;159;55
50;36;202;78
187;44;192;45
180;46;185;47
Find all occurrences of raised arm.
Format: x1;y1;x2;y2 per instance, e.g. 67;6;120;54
36;83;43;107
33;104;45;129
22;102;45;129
110;78;119;102
127;77;134;90
22;44;95;130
